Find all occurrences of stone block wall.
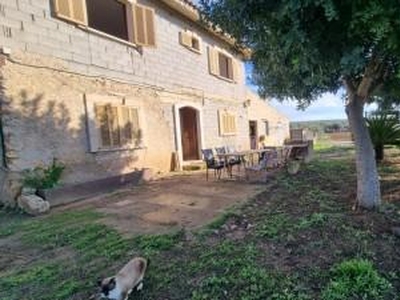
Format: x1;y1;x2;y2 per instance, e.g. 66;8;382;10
0;0;288;189
0;0;246;101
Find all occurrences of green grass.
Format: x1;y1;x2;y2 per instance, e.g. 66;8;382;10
0;210;193;300
322;259;393;300
1;145;399;299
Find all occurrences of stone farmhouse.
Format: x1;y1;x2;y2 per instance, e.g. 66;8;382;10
0;0;289;202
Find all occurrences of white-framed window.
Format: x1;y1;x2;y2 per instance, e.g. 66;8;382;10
53;0;156;47
179;30;201;53
208;46;240;82
85;94;143;152
219;110;237;136
94;104;141;149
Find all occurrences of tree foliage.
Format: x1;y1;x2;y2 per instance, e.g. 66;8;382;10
200;0;400;106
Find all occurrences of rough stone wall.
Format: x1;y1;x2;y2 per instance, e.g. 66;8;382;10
1;54;175;184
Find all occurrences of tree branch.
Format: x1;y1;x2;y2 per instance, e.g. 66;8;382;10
343;77;356;103
357;56;388;101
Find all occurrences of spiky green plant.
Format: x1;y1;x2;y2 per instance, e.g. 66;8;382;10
366;114;400;162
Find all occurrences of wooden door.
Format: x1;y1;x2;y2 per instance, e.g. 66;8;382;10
249;121;258;149
180;107;200;161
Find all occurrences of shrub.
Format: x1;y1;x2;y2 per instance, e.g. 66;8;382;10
23;159;65;190
366;114;400;162
321;259;392;300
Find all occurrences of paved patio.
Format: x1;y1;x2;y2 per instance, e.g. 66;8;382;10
56;173;266;236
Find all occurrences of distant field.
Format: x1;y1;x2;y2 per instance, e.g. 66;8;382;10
326;132;352;141
291;119;349;134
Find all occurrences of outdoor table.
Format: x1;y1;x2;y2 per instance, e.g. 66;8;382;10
287;143;309;160
216;149;273;177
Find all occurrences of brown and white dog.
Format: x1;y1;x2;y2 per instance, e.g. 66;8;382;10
97;257;149;300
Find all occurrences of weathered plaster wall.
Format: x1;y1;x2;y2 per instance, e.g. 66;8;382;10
1;54;175;184
1;53;251;183
246;91;290;146
0;0;288;186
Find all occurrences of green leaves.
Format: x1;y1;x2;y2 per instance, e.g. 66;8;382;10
22;158;65;189
366;114;400;147
321;259;393;300
200;0;400;105
366;113;400;161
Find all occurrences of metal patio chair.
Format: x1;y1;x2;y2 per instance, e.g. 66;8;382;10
201;148;225;180
215;146;241;176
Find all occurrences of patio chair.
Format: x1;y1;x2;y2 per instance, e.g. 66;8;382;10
215;146;241;176
265;149;280;169
245;154;269;182
280;146;293;167
201;148;225;181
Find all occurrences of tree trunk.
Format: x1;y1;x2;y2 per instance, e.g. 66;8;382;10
375;144;384;162
346;95;381;209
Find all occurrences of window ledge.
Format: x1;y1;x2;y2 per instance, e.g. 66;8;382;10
79;26;139;49
91;145;147;153
220;133;237;136
182;45;201;54
213;74;236;84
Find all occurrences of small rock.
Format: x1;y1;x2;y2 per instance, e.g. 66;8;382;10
230;224;238;231
391;227;400;238
184;230;195;242
17;194;50;216
21;187;37;195
141;168;153;182
246;223;254;230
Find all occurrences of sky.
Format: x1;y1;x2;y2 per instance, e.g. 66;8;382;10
247;73;378;122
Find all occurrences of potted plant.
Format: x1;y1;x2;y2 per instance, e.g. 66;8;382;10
287;159;301;175
22;158;65;200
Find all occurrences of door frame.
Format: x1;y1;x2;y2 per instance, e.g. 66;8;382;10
174;103;204;170
249;120;258;150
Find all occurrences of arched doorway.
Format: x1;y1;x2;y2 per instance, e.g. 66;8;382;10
179;107;200;161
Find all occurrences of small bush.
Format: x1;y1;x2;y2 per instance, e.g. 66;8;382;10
23;159;65;189
321;259;392;300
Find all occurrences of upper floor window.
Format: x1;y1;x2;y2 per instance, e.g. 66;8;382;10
179;30;201;53
218;52;233;80
208;46;240;82
86;0;128;41
53;0;156;47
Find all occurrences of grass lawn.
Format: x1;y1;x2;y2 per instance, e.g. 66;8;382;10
1;145;399;300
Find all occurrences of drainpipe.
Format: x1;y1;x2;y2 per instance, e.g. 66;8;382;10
0;50;8;169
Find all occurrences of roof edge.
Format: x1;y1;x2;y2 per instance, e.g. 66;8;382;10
158;0;250;58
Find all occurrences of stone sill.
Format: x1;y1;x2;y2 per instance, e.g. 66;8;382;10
91;145;147;154
79;26;139;50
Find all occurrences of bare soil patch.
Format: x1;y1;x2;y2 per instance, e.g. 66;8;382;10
56;173;265;236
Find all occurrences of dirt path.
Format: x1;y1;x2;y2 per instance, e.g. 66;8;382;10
56;173;266;236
